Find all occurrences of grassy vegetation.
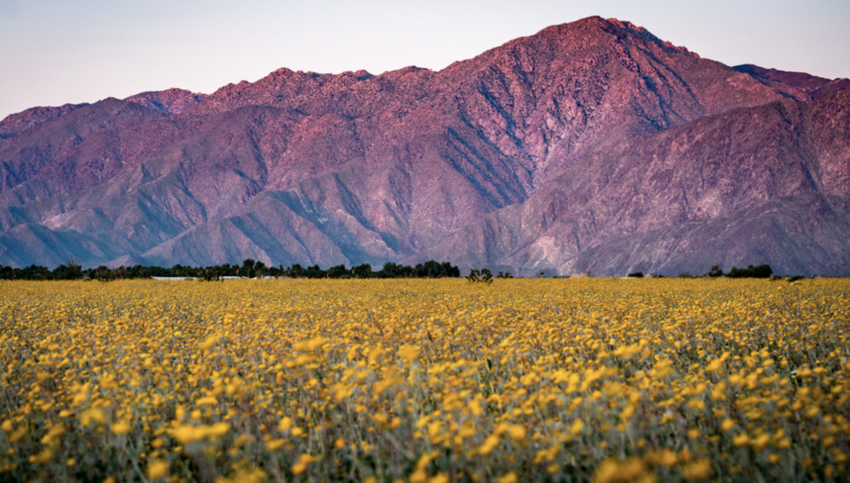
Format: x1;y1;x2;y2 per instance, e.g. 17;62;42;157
0;278;848;482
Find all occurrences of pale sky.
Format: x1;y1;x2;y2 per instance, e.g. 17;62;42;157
1;0;849;120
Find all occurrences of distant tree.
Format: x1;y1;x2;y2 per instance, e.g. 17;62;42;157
327;265;349;278
241;259;257;278
415;260;450;278
53;259;83;280
727;264;773;279
352;263;373;278
443;262;461;278
752;264;773;278
113;265;127;279
91;265;115;281
200;267;222;282
254;261;266;277
304;265;325;278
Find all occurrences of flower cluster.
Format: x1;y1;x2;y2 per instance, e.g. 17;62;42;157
0;278;847;482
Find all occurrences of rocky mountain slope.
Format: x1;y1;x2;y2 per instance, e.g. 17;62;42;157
734;64;850;99
410;88;850;276
124;88;208;115
0;16;843;273
0;103;89;140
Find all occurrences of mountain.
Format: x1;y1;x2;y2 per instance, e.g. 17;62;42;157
734;64;850;99
0;103;89;140
410;88;850;276
124;88;208;115
0;16;839;272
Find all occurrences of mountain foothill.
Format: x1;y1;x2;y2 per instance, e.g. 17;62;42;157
1;16;848;276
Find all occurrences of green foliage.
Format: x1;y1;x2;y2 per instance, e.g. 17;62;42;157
199;267;223;282
466;268;493;284
351;263;373;278
703;263;774;279
0;260;461;281
288;261;460;279
726;264;773;279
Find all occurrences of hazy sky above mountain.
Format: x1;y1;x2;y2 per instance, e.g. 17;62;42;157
1;0;848;120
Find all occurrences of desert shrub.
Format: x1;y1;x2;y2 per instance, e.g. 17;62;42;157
466;268;493;284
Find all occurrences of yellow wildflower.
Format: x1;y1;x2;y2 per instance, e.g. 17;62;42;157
291;454;318;475
111;421;132;435
681;459;712;480
508;424;527;442
496;472;518;483
146;460;169;480
593;457;648;483
569;419;584;436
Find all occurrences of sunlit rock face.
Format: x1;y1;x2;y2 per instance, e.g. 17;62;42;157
410;88;850;277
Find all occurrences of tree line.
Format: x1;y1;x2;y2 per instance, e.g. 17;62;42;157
629;264;778;279
0;260;790;281
0;259;461;281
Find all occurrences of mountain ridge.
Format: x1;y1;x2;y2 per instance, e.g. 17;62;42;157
734;64;850;99
408;88;850;276
0;16;846;274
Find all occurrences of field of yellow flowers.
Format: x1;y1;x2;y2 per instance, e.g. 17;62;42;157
0;278;848;482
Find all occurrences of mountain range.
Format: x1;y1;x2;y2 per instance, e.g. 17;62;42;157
1;16;848;276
